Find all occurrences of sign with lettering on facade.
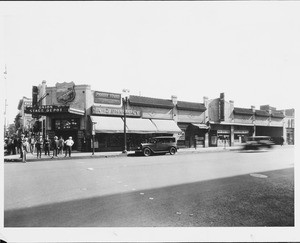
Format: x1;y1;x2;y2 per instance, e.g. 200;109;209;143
56;82;76;104
92;106;141;117
234;130;249;134
25;105;70;114
94;91;121;105
217;130;230;134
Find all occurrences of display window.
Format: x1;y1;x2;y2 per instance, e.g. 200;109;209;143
53;118;80;130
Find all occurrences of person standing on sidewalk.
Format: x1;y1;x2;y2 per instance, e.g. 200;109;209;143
43;135;51;156
29;135;36;154
52;136;59;158
36;135;43;159
58;136;64;155
18;134;25;159
64;136;74;157
22;137;30;163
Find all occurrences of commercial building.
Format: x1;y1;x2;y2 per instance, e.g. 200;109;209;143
206;93;286;147
279;108;295;145
24;81;209;152
22;81;292;151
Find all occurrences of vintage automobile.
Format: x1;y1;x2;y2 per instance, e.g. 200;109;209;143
135;136;178;156
243;136;275;150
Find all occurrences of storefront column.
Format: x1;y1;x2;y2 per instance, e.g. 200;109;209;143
230;125;234;146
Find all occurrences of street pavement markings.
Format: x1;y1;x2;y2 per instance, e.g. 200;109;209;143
149;197;154;200
140;192;145;195
87;168;94;171
250;173;268;178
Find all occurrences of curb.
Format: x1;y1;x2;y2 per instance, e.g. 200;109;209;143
3;147;242;163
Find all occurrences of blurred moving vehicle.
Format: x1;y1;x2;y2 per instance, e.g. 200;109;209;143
135;136;178;156
243;136;275;150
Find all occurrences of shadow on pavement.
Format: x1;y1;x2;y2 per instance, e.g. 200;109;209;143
4;168;294;227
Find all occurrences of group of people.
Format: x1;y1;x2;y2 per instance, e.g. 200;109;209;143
5;134;74;162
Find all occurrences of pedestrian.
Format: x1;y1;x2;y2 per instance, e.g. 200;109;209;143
29;135;36;154
58;136;64;155
194;135;197;150
12;136;17;155
18;134;25;159
7;137;13;155
36;135;43;159
22;137;30;163
280;136;284;146
52;136;59;158
64;136;74;157
43;135;51;156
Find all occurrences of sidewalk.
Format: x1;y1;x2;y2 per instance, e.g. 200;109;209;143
3;145;244;163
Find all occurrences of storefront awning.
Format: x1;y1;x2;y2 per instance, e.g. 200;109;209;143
191;123;209;129
151;119;182;134
90;116;124;133
125;118;158;133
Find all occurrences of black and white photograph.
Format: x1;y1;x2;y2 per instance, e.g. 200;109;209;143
0;1;299;242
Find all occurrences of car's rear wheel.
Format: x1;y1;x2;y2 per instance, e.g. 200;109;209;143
143;148;151;157
169;147;176;155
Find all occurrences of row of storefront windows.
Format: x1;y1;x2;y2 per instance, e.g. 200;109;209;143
54;119;80;130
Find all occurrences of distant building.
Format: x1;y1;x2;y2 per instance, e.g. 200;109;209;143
205;94;287;147
279;108;295;145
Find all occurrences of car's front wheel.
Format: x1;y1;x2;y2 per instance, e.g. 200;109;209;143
143;148;151;157
169;147;176;155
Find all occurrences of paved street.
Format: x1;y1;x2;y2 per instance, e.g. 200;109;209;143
4;146;294;227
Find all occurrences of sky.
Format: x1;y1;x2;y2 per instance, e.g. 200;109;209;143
1;1;300;125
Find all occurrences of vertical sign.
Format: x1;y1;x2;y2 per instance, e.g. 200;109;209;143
219;93;225;122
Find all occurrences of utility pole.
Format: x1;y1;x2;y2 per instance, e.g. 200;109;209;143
4;65;8;137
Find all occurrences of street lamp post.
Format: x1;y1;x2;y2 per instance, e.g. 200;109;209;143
122;89;130;153
122;96;128;153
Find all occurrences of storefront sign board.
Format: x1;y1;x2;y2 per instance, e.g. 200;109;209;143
234;130;249;134
217;130;230;134
25;105;70;114
56;82;76;104
94;91;121;105
92;106;141;117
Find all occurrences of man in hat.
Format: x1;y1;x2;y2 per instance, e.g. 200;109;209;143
52;136;59;158
18;134;25;159
22;137;30;163
64;136;74;157
35;135;43;159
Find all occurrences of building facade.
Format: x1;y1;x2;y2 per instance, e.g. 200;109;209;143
206;93;286;147
280;108;295;145
23;82;293;151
